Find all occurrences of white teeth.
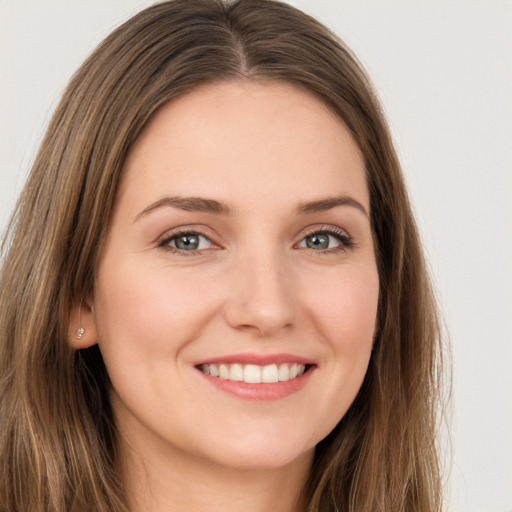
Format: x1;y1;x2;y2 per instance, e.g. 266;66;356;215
278;363;289;381
261;364;279;383
219;364;229;379
199;362;308;383
244;364;261;383
229;363;244;381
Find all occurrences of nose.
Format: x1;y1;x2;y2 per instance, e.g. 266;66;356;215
223;250;297;337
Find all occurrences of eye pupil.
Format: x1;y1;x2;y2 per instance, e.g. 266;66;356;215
306;233;329;250
175;234;199;250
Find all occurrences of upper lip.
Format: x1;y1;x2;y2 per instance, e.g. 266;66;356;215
194;353;315;366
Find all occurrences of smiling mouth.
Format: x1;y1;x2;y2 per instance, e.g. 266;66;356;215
198;363;308;384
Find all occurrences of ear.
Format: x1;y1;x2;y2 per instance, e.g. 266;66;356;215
68;296;99;349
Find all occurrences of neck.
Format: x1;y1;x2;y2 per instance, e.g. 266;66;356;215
120;440;313;512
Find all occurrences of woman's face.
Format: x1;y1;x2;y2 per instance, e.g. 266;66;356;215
89;81;379;471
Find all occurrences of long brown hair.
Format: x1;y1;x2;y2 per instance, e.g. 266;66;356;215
0;1;445;510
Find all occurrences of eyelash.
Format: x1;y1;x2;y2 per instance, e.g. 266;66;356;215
299;226;354;254
158;230;216;256
157;225;354;256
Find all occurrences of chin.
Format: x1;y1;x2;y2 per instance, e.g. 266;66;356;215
192;426;318;472
209;446;314;473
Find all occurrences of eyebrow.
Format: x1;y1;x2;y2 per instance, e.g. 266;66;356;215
134;196;231;221
295;195;369;217
134;194;369;221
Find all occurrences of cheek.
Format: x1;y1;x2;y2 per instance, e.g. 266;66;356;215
306;265;379;349
287;265;379;446
93;259;220;358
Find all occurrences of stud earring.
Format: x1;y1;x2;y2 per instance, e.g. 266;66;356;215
76;295;85;340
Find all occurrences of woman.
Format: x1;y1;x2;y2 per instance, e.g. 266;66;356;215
0;0;445;511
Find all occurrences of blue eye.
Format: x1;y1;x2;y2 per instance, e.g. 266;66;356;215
161;232;213;251
297;230;352;251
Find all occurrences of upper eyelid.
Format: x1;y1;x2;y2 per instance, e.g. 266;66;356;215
155;223;352;248
295;224;354;250
157;231;219;255
297;224;351;239
162;231;211;243
156;225;219;245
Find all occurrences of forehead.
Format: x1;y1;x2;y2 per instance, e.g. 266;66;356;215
118;80;368;215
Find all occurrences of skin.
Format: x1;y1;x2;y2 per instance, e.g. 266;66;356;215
70;81;379;512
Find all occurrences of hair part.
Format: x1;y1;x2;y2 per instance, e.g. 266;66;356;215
0;1;446;510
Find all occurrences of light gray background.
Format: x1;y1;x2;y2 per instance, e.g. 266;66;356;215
1;1;511;511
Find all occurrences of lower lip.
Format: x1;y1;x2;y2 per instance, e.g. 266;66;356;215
197;367;314;401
